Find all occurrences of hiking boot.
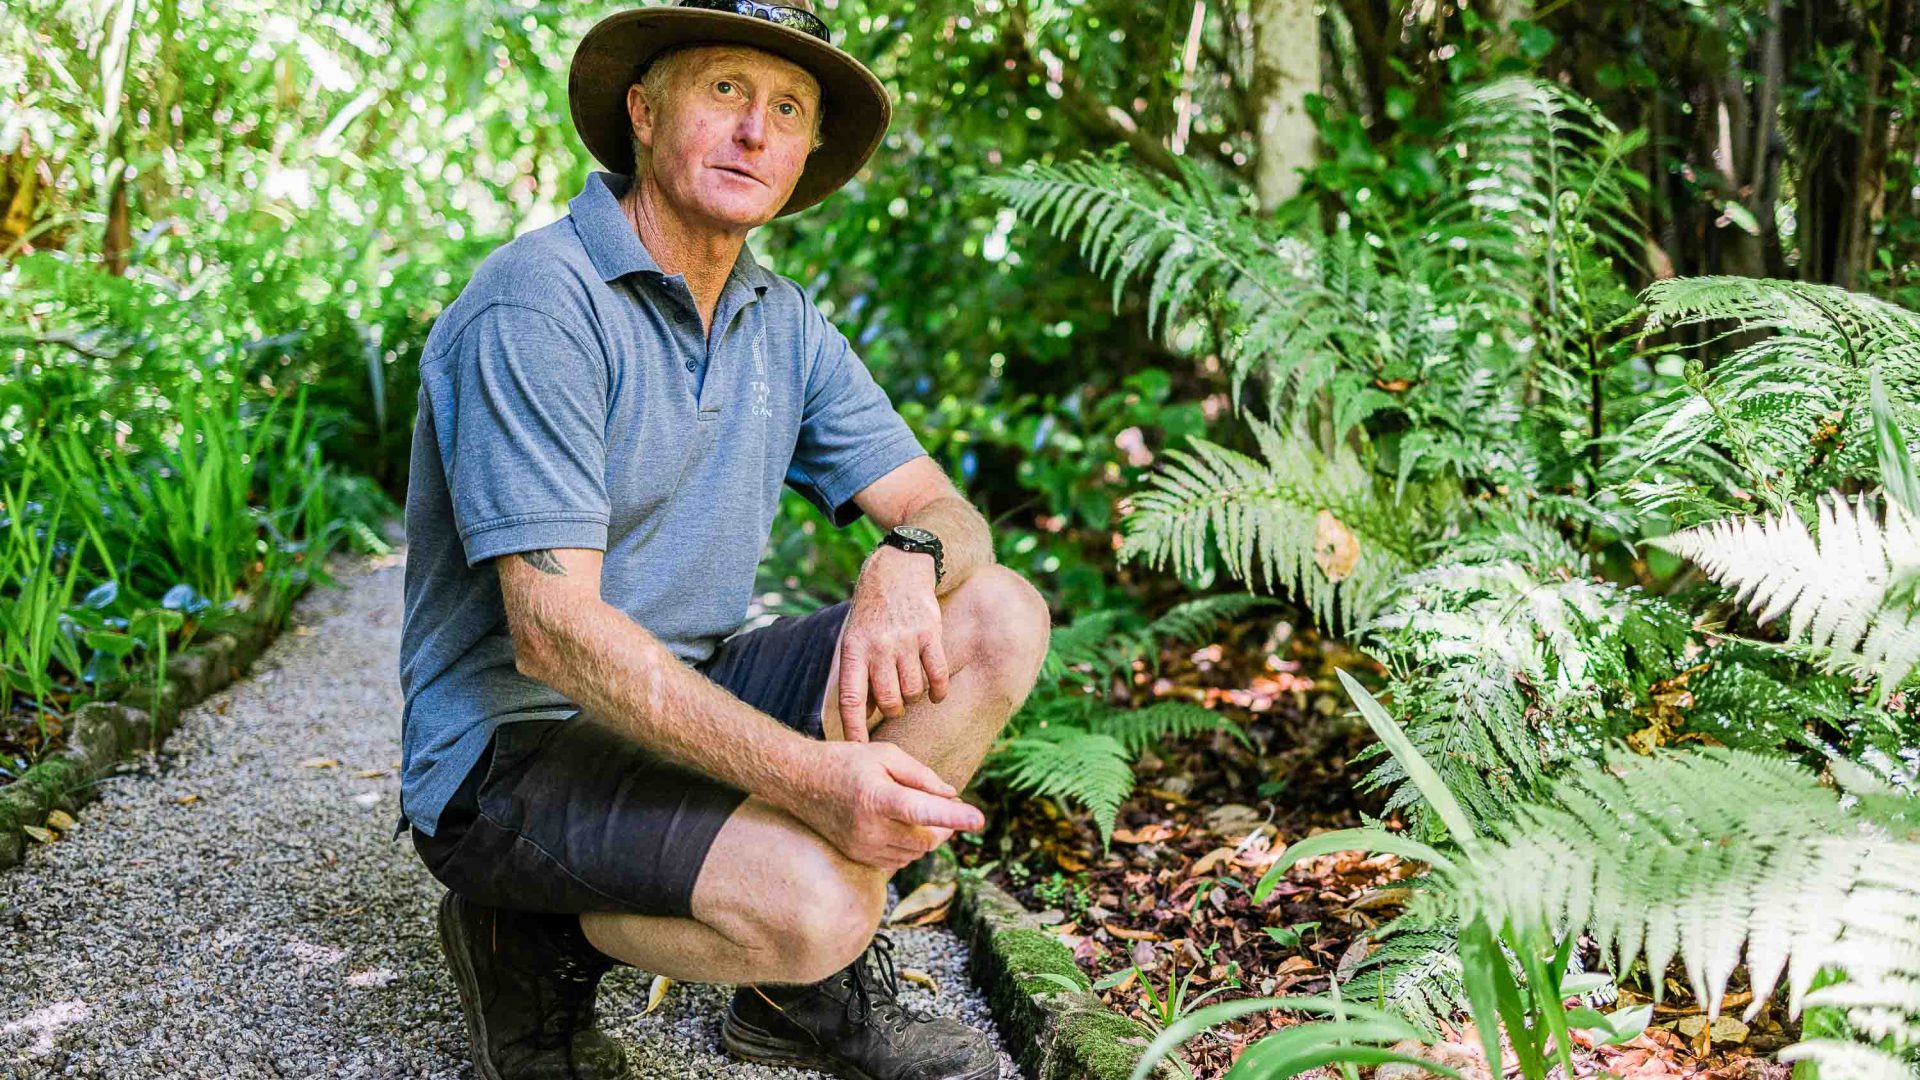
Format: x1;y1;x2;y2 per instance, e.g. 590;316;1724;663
436;888;629;1080
722;933;998;1080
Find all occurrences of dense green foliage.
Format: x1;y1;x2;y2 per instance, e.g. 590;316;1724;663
11;0;1920;1072
985;65;1920;1080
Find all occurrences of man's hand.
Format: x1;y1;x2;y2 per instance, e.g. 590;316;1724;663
781;741;985;870
837;545;948;742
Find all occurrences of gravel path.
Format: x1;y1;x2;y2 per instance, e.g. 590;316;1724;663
0;546;1016;1079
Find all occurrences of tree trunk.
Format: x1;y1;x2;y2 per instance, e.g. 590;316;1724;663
1250;0;1319;210
1836;0;1915;287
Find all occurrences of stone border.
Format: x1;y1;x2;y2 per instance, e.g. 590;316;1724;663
900;848;1190;1080
0;578;308;870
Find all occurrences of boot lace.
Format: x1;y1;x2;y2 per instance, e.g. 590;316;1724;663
843;934;933;1037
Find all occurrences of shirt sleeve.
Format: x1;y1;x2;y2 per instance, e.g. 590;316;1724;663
425;302;612;567
784;304;929;527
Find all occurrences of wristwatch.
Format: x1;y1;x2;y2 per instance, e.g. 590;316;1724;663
880;525;945;584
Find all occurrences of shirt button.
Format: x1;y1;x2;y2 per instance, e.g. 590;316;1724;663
685;360;695;371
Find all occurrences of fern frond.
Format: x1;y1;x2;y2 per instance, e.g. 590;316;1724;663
1653;494;1920;695
975;153;1282;344
1778;1041;1920;1080
1456;748;1912;1021
1359;561;1689;835
1038;594;1285;691
1147;593;1287;650
1444;77;1647;283
1627;277;1920;510
1095;699;1248;753
987;727;1135;847
1037;609;1141;689
1341;930;1468;1038
1120;417;1419;629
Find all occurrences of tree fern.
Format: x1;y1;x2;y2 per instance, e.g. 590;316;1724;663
1120;417;1424;629
1653;493;1920;697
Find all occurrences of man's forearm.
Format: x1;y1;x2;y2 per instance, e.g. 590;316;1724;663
515;597;817;805
895;495;993;596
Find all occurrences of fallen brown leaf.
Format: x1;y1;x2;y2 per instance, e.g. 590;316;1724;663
45;809;76;831
21;824;55;844
886;880;955;926
898;967;940;994
1103;922;1165;942
1312;510;1362;582
908;905;951;927
1188;846;1237;878
1273;956;1317;976
176;793;200;805
1112;824;1177;845
644;975;673;1015
299;757;339;769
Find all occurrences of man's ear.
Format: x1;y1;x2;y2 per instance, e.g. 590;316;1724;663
626;83;654;153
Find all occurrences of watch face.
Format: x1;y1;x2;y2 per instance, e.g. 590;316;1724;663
895;526;938;544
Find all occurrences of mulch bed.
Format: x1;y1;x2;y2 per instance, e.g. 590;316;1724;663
955;615;1797;1079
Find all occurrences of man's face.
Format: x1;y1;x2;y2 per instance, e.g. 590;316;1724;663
628;44;822;230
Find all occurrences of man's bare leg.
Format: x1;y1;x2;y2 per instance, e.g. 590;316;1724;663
578;565;1049;984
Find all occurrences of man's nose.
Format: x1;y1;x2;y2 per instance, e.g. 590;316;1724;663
735;99;768;148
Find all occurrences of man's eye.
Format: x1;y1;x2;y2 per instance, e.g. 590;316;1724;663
716;80;734;94
777;103;797;116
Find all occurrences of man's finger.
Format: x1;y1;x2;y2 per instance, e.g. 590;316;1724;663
921;636;950;704
839;649;871;742
890;788;986;832
869;657;905;721
897;651;926;703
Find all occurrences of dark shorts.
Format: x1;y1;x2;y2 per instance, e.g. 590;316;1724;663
411;599;851;920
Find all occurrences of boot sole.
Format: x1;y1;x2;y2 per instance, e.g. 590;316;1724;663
437;891;506;1080
721;1012;999;1080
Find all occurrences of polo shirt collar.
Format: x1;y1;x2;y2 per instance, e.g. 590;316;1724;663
569;171;773;296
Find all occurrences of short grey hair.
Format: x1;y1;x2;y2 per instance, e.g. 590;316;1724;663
629;42;827;175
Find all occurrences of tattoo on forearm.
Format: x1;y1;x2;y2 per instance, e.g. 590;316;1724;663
519;549;567;576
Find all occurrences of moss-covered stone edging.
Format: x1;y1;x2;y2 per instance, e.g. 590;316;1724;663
900;849;1190;1080
0;580;308;871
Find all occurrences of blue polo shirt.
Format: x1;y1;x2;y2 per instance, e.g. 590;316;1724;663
393;170;928;840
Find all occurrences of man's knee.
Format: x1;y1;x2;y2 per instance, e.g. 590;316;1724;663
945;564;1050;696
710;837;887;984
762;862;887;983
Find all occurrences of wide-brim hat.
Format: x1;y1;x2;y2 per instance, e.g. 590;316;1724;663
568;0;890;218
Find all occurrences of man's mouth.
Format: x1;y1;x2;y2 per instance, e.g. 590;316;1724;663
714;165;764;185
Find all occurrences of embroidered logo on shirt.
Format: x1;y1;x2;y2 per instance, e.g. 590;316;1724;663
749;328;773;418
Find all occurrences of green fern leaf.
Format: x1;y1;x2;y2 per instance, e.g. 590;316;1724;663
1096;700;1248;753
1120;417;1417;629
989;727;1135;847
1653;493;1920;695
